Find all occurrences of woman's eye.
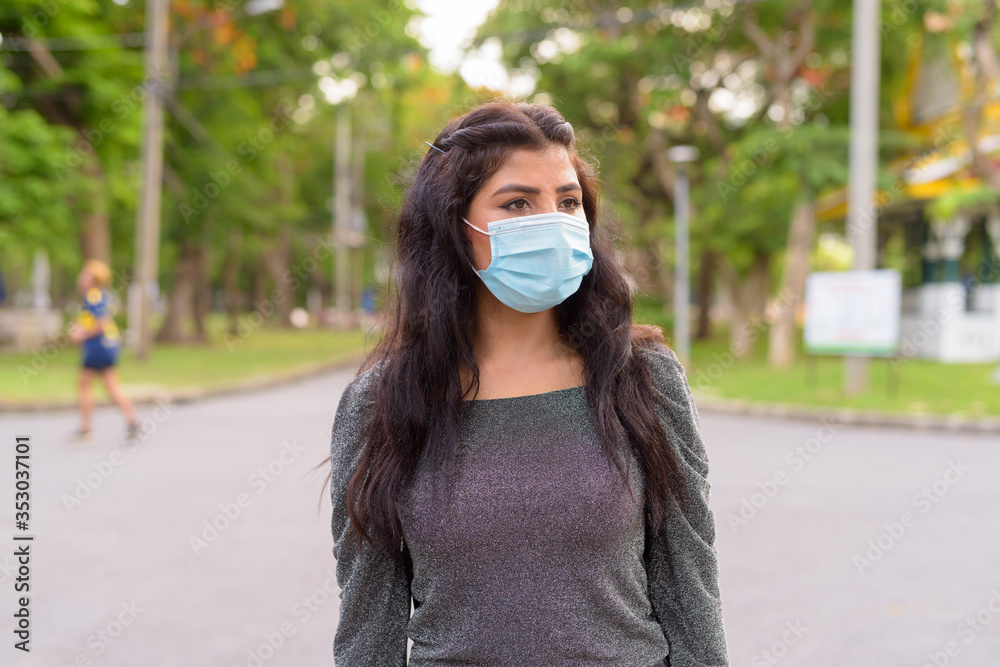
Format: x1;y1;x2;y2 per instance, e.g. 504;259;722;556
560;198;582;209
500;198;530;210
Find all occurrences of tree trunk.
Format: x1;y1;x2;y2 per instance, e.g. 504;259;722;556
625;203;667;301
768;198;816;367
260;155;296;327
721;253;770;358
192;239;211;343
633;238;670;305
155;239;200;343
695;249;716;340
250;261;267;314
79;150;111;263
261;228;293;328
223;228;244;336
653;237;673;312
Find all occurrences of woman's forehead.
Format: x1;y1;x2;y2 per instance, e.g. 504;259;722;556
487;146;579;186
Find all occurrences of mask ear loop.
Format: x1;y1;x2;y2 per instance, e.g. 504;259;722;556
462;218;494;277
462;218;493;236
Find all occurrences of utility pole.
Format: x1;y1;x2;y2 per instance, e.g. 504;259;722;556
333;104;351;314
844;0;882;394
130;0;169;360
351;96;367;310
668;145;699;366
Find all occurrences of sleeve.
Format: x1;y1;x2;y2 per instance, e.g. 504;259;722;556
330;369;412;666
640;342;730;667
84;288;108;318
76;289;108;338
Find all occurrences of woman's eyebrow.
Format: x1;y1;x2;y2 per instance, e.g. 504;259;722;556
492;183;540;196
491;182;581;196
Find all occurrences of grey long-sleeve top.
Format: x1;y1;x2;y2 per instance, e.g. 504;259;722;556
329;342;730;666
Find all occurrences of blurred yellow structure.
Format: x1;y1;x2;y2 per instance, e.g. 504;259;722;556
816;35;1000;362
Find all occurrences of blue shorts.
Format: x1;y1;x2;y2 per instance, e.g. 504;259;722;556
82;340;119;370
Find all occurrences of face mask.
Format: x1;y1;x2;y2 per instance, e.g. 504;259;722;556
462;211;594;313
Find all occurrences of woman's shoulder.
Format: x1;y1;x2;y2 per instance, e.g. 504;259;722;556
631;328;687;390
631;330;704;440
336;359;385;416
330;362;385;463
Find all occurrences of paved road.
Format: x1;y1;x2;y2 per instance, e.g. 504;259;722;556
1;366;997;666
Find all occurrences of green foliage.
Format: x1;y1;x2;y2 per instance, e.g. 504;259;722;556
0;0;953;333
926;182;998;222
0;104;81;267
1;0;474;312
476;0;863;288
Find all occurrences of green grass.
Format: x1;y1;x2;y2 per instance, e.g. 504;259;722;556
6;304;998;417
1;314;368;404
634;302;1000;418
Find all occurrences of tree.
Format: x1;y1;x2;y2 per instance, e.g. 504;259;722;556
477;0;856;357
1;0;147;298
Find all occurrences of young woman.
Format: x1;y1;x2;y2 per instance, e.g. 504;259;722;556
68;259;140;445
323;101;729;666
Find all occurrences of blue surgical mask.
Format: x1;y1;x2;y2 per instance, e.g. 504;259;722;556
462;211;594;313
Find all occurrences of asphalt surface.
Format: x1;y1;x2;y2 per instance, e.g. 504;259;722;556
0;366;997;666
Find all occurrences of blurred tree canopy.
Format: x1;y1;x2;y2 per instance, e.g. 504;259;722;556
476;0;928;364
1;0;485;342
0;0;982;361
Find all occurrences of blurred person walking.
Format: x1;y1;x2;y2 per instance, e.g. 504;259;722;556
68;259;139;445
322;101;729;666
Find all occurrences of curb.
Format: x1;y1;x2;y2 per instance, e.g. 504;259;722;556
693;395;1000;434
4;354;995;434
0;352;365;414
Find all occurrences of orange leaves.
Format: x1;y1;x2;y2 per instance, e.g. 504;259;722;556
404;53;424;72
173;0;196;19
213;22;237;46
667;105;691;123
170;1;259;76
232;35;258;74
280;5;297;31
799;65;832;89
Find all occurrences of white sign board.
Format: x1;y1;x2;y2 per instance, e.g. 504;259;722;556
804;270;901;356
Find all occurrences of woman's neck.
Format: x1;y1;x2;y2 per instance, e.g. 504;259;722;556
471;287;572;368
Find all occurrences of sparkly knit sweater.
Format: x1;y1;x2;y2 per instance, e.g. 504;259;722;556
329;342;729;666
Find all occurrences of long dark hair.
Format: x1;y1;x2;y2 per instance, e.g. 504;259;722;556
318;100;691;564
